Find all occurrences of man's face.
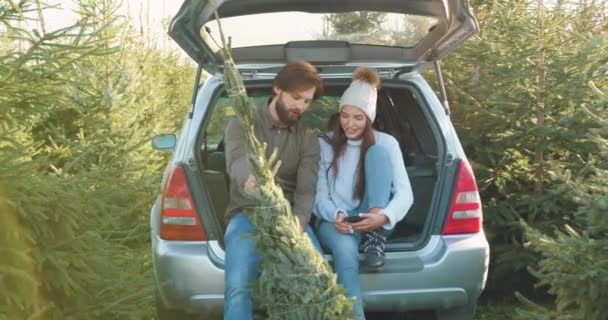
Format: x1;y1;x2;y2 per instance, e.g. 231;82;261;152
274;86;316;126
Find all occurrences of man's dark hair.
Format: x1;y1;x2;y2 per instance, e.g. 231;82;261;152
273;61;323;99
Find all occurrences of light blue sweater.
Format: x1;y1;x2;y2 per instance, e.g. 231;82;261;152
313;131;414;230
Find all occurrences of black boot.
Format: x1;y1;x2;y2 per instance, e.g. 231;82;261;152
361;230;387;270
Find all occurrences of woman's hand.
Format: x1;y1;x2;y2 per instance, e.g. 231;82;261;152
350;213;389;232
334;212;353;234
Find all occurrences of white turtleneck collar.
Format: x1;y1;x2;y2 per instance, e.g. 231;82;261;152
347;139;362;146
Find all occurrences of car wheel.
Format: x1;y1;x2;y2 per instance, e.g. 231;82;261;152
435;300;477;320
155;292;197;320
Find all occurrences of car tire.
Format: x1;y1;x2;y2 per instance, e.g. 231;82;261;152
435;300;477;320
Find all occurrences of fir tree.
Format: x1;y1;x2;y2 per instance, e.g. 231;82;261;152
517;85;608;319
1;1;194;318
440;0;608;296
212;13;355;320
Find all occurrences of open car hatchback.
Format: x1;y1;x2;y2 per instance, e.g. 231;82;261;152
151;1;489;319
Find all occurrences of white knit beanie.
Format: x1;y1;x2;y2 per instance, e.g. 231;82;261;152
339;67;381;121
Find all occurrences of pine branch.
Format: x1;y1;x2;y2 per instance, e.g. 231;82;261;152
212;11;355;320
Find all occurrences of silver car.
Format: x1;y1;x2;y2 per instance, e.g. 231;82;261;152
151;0;489;319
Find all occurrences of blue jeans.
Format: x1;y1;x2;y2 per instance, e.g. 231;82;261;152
317;145;394;320
223;212;322;320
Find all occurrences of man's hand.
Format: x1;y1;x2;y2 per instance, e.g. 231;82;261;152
350;213;389;232
334;212;353;234
297;216;307;233
244;175;257;193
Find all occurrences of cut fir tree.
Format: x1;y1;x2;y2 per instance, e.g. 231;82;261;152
212;12;356;320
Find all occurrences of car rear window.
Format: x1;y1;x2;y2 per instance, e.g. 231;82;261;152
203;11;437;49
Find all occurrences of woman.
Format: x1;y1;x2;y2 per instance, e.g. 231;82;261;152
313;67;414;319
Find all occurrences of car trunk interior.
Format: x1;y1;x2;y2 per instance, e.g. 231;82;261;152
196;79;440;250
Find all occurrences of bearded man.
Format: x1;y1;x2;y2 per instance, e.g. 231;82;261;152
223;60;324;320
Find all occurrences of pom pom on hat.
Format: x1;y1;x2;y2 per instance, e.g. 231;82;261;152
352;67;381;88
339;67;381;121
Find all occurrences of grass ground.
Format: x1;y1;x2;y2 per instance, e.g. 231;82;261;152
185;303;523;320
477;303;520;320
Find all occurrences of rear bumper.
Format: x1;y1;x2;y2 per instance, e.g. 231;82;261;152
153;233;489;314
362;233;489;311
153;238;225;314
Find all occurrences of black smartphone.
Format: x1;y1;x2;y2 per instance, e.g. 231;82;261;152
344;215;363;223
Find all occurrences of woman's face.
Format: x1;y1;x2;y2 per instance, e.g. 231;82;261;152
339;105;367;140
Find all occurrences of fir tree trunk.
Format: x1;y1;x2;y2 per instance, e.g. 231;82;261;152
213;13;355;320
534;0;546;193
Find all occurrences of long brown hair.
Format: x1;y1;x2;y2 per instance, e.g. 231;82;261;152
327;114;376;200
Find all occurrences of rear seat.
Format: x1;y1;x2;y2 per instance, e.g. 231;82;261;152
203;150;230;230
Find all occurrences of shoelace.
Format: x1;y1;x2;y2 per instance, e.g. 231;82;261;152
361;231;387;256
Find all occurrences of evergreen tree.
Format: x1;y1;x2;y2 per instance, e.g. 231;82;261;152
212;13;355;320
0;1;194;318
516;84;608;319
441;0;608;296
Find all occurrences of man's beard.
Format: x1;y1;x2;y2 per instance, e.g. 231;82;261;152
276;93;301;126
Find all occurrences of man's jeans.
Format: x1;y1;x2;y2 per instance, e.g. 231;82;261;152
223;212;323;320
317;144;394;320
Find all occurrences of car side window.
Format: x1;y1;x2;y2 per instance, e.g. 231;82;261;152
205;96;269;147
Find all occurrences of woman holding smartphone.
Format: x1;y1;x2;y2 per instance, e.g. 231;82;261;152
313;67;414;320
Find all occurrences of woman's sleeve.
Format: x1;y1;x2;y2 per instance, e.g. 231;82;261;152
313;138;342;223
380;136;414;230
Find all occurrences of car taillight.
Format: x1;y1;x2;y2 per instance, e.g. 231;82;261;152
160;165;207;241
442;159;482;235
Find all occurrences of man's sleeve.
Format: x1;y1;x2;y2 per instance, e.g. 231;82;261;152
293;131;320;227
224;117;250;193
